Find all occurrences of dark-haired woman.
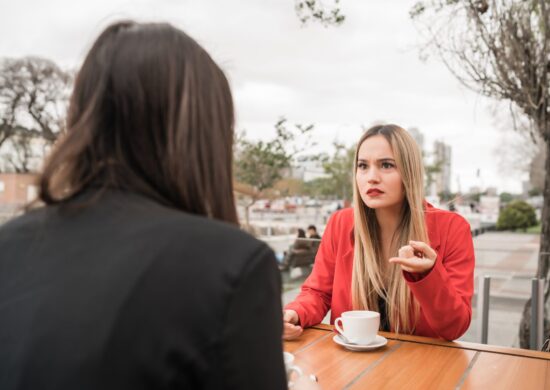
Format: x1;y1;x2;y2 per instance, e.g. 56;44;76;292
0;21;287;390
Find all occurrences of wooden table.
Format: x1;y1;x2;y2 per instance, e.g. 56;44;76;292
284;324;550;389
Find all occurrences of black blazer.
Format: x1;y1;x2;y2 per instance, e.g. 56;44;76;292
0;189;286;389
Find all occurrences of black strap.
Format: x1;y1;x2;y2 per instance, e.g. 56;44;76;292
378;295;390;332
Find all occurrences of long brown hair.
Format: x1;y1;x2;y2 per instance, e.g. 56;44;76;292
351;124;429;333
37;21;238;224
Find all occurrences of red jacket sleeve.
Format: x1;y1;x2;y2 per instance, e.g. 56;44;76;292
404;215;475;340
284;212;339;327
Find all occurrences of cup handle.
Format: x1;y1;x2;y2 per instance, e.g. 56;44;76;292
288;365;303;378
334;317;345;337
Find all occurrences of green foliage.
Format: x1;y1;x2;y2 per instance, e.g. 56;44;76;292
321;142;356;201
526;223;542;234
497;200;538;231
303;177;337;198
438;191;457;202
499;192;514;203
234;118;314;197
528;187;543;197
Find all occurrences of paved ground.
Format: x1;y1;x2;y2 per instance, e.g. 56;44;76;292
272;232;540;348
463;232;539;347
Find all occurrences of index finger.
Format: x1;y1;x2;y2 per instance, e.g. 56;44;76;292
389;256;433;270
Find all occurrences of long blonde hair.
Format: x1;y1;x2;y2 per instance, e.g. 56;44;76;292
351;124;429;334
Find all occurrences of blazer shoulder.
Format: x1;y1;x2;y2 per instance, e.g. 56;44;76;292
329;207;354;227
425;206;472;251
425;206;470;228
0;207;48;238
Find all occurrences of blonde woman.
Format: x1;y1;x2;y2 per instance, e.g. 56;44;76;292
284;124;474;341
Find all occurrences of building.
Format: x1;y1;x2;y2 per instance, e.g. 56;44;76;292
0;173;38;206
408;127;425;152
433;140;452;194
291;155;328;182
0;173;38;223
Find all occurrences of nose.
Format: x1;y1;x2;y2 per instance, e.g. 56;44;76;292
366;166;380;183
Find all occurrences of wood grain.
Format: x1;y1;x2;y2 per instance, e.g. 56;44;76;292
461;352;548;389
284;327;550;389
284;328;329;353
288;333;400;389
348;342;476;389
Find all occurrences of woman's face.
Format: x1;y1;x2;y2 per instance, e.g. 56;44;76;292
356;135;405;211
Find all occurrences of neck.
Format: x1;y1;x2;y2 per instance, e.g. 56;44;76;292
375;204;403;240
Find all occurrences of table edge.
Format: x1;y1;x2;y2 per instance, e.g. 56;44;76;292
310;324;550;361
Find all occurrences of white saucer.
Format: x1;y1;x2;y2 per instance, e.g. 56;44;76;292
332;334;388;351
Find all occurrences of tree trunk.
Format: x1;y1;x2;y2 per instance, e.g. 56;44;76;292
519;138;550;349
243;196;258;233
244;204;251;230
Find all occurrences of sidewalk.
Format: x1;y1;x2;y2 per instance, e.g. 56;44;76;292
278;232;540;348
462;232;539;347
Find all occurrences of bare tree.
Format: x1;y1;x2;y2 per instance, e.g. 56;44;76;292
0;56;72;172
1;131;39;173
294;0;345;26
0;62;26;149
493;111;543;184
411;0;549;348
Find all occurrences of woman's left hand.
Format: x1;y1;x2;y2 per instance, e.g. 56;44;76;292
389;240;437;274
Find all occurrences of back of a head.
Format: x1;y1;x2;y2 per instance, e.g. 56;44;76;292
39;21;237;224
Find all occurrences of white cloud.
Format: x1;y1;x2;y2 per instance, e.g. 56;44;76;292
0;0;524;193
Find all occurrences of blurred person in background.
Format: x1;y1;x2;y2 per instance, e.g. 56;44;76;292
306;225;321;239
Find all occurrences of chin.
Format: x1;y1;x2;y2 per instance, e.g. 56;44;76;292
361;197;399;210
366;203;387;209
361;198;385;209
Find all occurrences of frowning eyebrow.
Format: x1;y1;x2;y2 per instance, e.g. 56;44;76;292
357;158;396;163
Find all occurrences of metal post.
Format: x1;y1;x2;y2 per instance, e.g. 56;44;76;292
477;275;491;344
530;278;544;350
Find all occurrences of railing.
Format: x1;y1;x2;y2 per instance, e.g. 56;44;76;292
471;224;497;238
477;275;544;350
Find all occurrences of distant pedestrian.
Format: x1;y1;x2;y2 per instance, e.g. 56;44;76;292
293;228;310;251
307;225;321;239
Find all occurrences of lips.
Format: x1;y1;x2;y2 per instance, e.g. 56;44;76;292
366;189;384;196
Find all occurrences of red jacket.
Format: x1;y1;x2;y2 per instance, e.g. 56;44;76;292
285;205;475;341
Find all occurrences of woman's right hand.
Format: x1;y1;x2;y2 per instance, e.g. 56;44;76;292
283;309;303;340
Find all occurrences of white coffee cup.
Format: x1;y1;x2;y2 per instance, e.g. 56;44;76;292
283;352;303;380
334;310;380;345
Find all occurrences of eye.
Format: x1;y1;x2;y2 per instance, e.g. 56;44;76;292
381;162;394;169
357;162;367;170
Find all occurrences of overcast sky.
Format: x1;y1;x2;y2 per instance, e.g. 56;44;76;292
0;0;526;193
